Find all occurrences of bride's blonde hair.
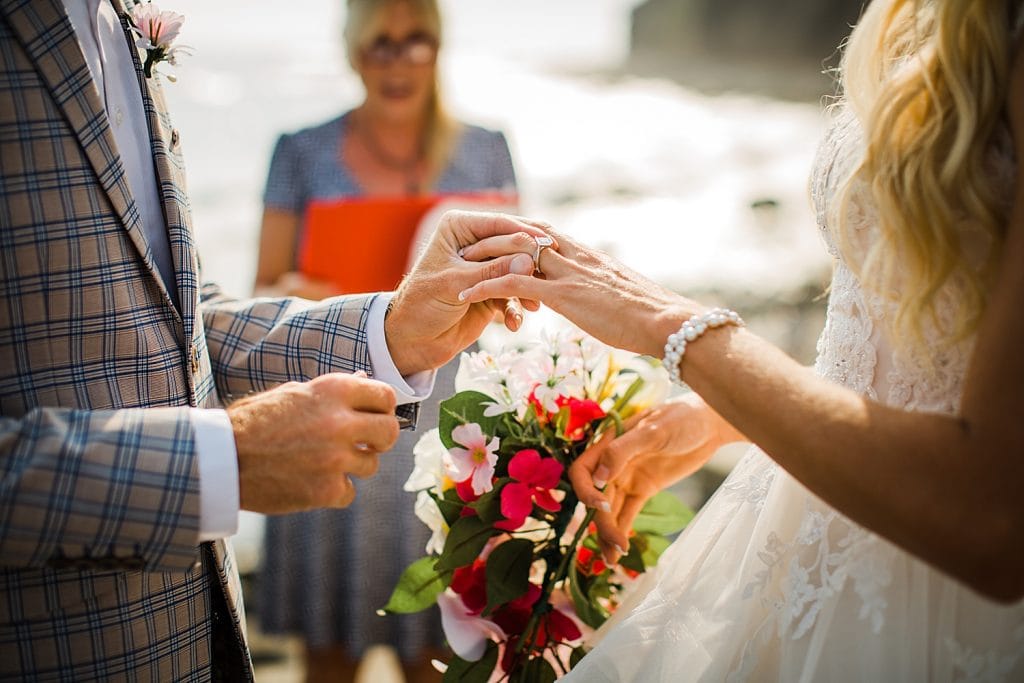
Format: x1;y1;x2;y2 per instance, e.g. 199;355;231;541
833;0;1018;351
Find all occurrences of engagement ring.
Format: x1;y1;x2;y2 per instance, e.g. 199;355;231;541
533;236;554;275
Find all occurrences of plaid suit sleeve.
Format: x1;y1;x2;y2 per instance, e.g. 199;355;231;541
199;284;418;424
0;407;202;572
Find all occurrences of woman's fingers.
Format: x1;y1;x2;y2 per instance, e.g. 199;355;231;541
462;233;571;280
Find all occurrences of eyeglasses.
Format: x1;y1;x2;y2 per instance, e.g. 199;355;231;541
362;33;438;67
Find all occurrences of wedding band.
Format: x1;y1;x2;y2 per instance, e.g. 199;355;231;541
532;236;554;275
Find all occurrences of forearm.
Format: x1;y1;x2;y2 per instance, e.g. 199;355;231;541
0;407;203;572
200;282;376;397
681;325;1023;600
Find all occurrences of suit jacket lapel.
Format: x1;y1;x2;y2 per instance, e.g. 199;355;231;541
112;0;196;341
1;0;184;326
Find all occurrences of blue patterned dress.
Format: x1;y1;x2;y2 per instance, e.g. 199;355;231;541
257;111;517;659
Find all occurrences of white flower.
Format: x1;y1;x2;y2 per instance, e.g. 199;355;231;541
414;491;449;555
405;428;449;493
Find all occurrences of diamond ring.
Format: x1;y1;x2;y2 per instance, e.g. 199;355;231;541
532;236;554;275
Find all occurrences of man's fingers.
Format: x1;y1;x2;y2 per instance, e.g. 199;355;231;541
459;231;542;263
343;450;381;479
350;411;401;453
458;272;544;306
313;372;398;414
447;211;553;249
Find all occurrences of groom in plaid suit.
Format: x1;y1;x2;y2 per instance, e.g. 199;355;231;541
0;0;540;679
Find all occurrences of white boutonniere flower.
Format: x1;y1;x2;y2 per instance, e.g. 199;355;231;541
129;2;191;80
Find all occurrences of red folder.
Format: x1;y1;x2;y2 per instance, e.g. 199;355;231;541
298;193;517;294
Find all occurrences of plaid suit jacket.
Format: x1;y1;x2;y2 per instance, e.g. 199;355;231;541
0;0;405;679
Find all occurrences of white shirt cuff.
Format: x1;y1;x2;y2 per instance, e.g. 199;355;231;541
192;408;240;541
367;293;436;404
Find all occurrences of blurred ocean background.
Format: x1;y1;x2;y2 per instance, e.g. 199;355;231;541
163;0;862;677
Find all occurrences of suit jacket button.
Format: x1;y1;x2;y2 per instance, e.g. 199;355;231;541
191;346;200;374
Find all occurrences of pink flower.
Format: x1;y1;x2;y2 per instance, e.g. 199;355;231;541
495;449;563;531
437;591;506;662
131;3;184;50
129;3;190;78
445;423;500;496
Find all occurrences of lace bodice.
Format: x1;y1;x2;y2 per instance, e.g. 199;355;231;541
809;106;1015;413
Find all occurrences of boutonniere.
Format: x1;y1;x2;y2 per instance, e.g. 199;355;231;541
129;2;191;81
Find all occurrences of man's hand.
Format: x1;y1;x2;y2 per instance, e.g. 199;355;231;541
385;210;554;376
228;373;400;514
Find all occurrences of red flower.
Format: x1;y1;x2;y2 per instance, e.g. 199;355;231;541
496;595;583;673
450;560;488;615
455;478;480;504
575;546;607;576
555;396;605;441
494;450;563;531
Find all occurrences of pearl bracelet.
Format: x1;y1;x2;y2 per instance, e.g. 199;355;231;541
662;307;744;387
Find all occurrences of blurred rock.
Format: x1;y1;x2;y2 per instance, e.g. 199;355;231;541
629;0;867;101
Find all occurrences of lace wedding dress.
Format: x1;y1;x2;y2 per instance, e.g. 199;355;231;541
562;106;1024;682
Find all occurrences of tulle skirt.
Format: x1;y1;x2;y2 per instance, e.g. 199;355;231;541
563;447;1024;682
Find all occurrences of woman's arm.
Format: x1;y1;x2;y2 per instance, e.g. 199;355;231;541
253;208;338;299
457;182;1024;607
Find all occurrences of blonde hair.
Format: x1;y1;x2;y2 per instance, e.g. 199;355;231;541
832;0;1017;352
344;0;461;186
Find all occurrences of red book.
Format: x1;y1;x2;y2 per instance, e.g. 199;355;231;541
299;192;518;294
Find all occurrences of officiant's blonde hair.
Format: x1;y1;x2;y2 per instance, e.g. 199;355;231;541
343;0;460;186
833;0;1020;353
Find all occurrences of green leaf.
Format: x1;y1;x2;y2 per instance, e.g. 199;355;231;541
482;538;533;613
520;656;557;683
619;535;646;573
439;391;503;449
631;491;694;536
434;488;465;527
640;532;672;568
568;560;609;629
470;486;504;524
442;643;499;683
381;556;446;614
436;515;495;572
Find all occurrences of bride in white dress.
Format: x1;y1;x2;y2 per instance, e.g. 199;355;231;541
456;0;1024;679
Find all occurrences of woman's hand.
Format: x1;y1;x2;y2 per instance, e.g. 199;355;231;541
457;228;699;358
570;393;747;563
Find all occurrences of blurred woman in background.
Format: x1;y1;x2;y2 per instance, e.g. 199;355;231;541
254;0;517;680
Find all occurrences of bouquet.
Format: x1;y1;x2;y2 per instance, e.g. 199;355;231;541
383;326;694;682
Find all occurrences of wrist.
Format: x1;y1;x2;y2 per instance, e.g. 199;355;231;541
384;295;427;377
662;307;745;388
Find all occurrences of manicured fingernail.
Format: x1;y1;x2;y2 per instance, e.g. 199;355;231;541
593;465;610;489
598;501;611;513
457;247;465;258
614;543;626;556
354;370;367;378
458;289;468;302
